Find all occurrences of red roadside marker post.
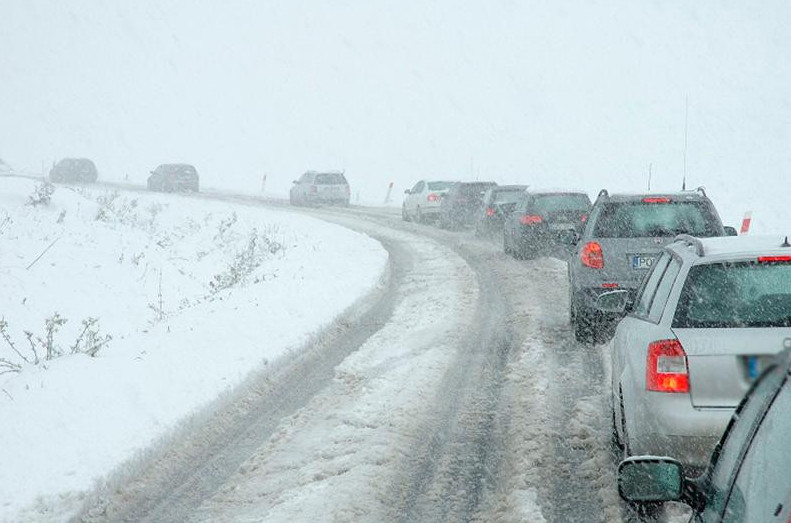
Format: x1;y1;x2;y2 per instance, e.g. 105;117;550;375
740;211;752;235
384;181;394;204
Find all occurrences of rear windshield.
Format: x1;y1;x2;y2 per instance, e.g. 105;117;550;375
165;165;196;175
458;183;495;197
673;261;791;328
534;194;590;213
492;189;525;204
593;201;721;238
427;181;452;191
314;172;347;184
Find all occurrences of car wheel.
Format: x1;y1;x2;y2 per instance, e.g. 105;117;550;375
402;205;410;221
415;206;424;224
503;233;511;255
572;300;596;343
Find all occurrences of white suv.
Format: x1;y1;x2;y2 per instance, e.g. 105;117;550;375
602;235;791;469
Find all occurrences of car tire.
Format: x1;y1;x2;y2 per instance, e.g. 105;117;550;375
611;390;625;451
503;233;511;255
402;205;411;222
415;206;423;224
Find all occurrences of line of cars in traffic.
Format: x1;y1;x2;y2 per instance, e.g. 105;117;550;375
402;179;791;520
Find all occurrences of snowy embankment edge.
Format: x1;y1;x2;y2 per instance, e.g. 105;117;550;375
72;252;393;520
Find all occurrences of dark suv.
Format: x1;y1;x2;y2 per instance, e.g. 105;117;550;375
438;181;497;229
49;158;98;183
568;188;734;341
147;164;200;192
503;190;591;258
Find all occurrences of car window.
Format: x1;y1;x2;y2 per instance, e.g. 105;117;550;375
592;201;721;238
673;261;791;328
632;253;671;318
299;172;313;183
427;181;452;191
532;194;590;213
723;377;791;522
492;190;525;204
703;364;787;518
314;173;347;184
648;257;683;323
412;181;425;193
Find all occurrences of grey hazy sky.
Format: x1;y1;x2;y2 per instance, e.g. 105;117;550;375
1;0;789;227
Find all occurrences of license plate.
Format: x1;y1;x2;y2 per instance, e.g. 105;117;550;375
745;355;772;382
631;254;656;270
549;222;573;231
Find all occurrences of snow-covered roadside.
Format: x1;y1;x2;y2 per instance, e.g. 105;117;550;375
0;179;387;521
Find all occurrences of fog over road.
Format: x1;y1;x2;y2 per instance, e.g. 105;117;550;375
78;196;632;522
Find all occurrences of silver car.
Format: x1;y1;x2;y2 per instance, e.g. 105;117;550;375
603;235;791;469
290;170;350;206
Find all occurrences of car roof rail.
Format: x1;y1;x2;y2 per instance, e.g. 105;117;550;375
674;234;705;256
695;186;707;197
597;188;609;200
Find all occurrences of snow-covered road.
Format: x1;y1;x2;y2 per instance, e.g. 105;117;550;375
77;198;630;522
2;181;637;522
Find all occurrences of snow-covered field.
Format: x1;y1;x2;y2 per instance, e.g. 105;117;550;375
0;178;387;521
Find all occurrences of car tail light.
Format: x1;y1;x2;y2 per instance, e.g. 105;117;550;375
602;283;618;288
758;256;791;263
646;339;689;393
580;241;604;269
520;214;543;225
427;193;439;202
580;213;588;223
486;207;495;217
642;197;671;203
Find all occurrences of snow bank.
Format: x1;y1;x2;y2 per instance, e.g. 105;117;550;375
0;179;387;521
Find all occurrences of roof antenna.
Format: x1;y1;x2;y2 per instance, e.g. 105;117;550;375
647;162;652;191
783;236;790;248
682;96;689;191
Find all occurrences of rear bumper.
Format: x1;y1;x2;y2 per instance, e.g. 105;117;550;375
629;392;733;468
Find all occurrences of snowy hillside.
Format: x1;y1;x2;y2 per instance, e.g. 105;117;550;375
0;178;387;520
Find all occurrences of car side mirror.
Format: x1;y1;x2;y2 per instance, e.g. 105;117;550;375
596;290;630;314
404;189;411;194
724;226;738;236
618;457;684;504
292;180;299;184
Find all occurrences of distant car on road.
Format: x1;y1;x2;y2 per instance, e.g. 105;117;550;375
438;181;497;229
503;190;590;258
402;180;454;223
602;235;791;470
49;158;98;183
290;170;350;206
147;164;200;192
567;188;734;341
474;185;527;237
618;344;791;522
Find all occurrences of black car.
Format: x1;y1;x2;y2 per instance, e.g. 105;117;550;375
147;164;200;192
49;158;98;183
474;185;527;237
438;181;497;230
503;190;591;259
618;344;791;522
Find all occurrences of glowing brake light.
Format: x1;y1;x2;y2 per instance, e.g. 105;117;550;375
646;339;689;393
580;241;604;269
520;214;543;225
758;256;791;263
427;193;440;202
486;207;495;217
643;197;671;203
